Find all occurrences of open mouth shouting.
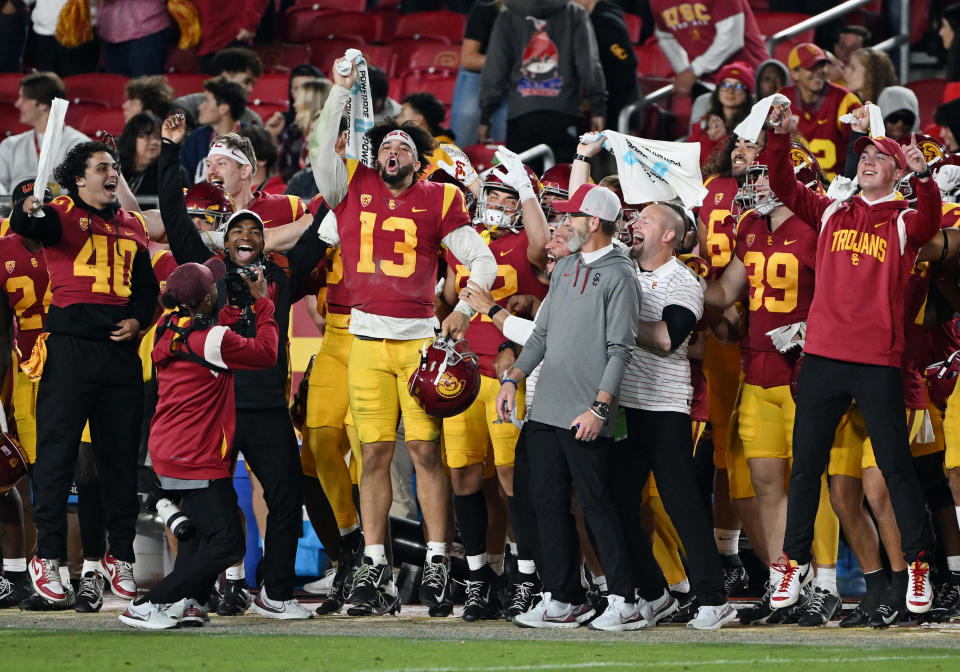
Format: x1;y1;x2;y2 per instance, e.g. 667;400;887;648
104;177;118;199
235;243;256;264
385;156;399;173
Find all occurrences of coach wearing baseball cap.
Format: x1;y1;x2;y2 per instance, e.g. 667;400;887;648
495;183;644;630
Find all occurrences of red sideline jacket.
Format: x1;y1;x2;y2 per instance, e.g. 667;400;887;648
149;297;278;481
766;131;941;368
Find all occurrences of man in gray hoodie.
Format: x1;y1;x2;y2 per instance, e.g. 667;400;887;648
478;0;606;171
494;183;644;629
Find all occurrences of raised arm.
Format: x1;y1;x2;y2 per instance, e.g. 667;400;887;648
158;115;214;265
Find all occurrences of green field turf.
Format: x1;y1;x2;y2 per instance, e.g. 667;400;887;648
4;631;960;672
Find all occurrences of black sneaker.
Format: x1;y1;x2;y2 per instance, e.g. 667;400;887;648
19;593;55;611
666;591;699;624
797;587;841;626
208;578;223;612
505;573;540;622
74;572;105;613
869;603;900;629
337;530;364;595
315;594;344;615
927;583;960;623
586;588;609;623
420;555;450;608
347;558;392;605
217;578;252;616
739;583;776;625
722;563;749;598
462;571;501;622
839;604;872;628
346;589;401;616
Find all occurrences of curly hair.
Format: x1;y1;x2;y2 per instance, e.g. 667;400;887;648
366;119;436;176
124;75;174;119
54;142;119;193
851;48;898;102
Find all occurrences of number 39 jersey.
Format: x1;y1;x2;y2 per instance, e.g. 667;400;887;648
335;161;470;320
446;229;548;378
0;234;51;356
44;195;149;309
734;211;817;387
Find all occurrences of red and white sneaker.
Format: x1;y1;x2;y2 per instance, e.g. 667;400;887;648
907;552;934;614
770;556;811;610
28;557;66;603
98;553;137;599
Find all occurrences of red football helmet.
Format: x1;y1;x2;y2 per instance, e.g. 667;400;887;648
427;168;478;219
408;338;481;418
0;432;28;493
185;182;234;231
735;143;820;216
475;165;543;231
897;134;949;201
924;350;960;410
539;163;572;222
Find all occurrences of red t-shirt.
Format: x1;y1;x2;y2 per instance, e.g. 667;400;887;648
780;82;861;181
334;161;470;319
446;229;548;378
247;191;306;229
699;174;739;278
0;234;50;357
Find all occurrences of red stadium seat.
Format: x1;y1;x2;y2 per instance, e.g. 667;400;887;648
78;108;127;138
309;41;394;77
0;104;28;137
360;45;396;75
372;7;402;43
753;11;813;64
394;41;460;77
65;102;110;132
393;11;466;44
165;72;209;98
401;72;457;107
65;73;129;108
624;13;642;44
253;43;313;73
165;48;200;73
388;76;404;101
248;102;285;124
250;73;290;107
0;73;22;101
285;11;383;44
907;78;947;127
635;41;674;79
286;0;366;11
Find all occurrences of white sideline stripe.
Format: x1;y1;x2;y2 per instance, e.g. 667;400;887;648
359;654;953;672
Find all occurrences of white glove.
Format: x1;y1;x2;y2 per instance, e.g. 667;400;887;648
765;321;806;353
826;175;859;201
935;164;960;200
199;230;225;252
494;146;535;202
435;143;479;188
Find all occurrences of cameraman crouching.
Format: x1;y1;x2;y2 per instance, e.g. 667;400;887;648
159;114;327;618
120;259;278;630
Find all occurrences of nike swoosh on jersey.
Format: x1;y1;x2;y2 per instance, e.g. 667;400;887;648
874;222;886;228
783;240;797;245
499;250;511;256
817;119;829;125
412;207;427;213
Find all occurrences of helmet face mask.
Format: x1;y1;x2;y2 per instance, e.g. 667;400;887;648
476;185;522;231
734;143;820;216
539;163;572;224
184;182;234;232
617;208;639;245
896;134;947;201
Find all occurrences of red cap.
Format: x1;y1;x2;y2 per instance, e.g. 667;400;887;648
163;258;226;308
716;62;755;93
854;135;907;170
788;43;829;71
551;183;622;221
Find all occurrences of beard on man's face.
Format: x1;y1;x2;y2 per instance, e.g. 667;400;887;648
566;225;589;253
378;161;415;186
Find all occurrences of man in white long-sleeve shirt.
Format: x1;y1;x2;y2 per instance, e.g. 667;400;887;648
649;0;767;97
310;57;497;617
0;72;89;194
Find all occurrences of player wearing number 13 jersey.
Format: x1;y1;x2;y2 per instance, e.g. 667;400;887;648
11;141;159;606
315;71;497;616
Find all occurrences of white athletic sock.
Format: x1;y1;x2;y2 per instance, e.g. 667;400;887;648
425;541;447;560
58;565;70;586
714;528;740;556
466;553;488;572
225;565;245;581
813;566;838;596
81;559;100;577
2;558;26;573
592;574;607;592
365;544;388;566
517;559;536;575
948;555;960;573
508;541;518;556
339;522;360;536
489;553;504;576
669;578;691;594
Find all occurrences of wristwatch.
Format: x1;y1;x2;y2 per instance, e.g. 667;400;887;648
487;304;503;319
916;166;932;179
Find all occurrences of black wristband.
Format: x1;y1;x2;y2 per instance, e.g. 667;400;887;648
574;153;592;163
498;340;519;356
917;166;932;179
487;304;503;319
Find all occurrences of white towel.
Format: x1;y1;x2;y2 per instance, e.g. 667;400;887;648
342;49;375;167
33;97;68;217
838;103;886;138
584;130;707;208
733;93;791;143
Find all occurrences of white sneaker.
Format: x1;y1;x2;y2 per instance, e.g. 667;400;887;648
28;557;66;604
513;592;584;629
686;602;737;630
303;567;337;596
250;588;314;620
640;589;679;627
98;553;137;599
588;594;646;631
180;598;211;627
907;554;934;614
769;557;811;610
118;600;179;630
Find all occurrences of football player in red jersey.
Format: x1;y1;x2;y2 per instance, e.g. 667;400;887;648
12;142;160;608
438;148;549;622
780;43;861;181
539;163;572;227
311;58;497;616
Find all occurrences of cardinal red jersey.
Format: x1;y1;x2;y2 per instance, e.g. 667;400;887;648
446;229;548;378
780;82;861;181
699;175;738;278
43;195;149;309
649;0;767;72
735;211;817;387
247;191;306;229
335;161;470;319
151;248;179;297
307;194;350;315
0;234;50;356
